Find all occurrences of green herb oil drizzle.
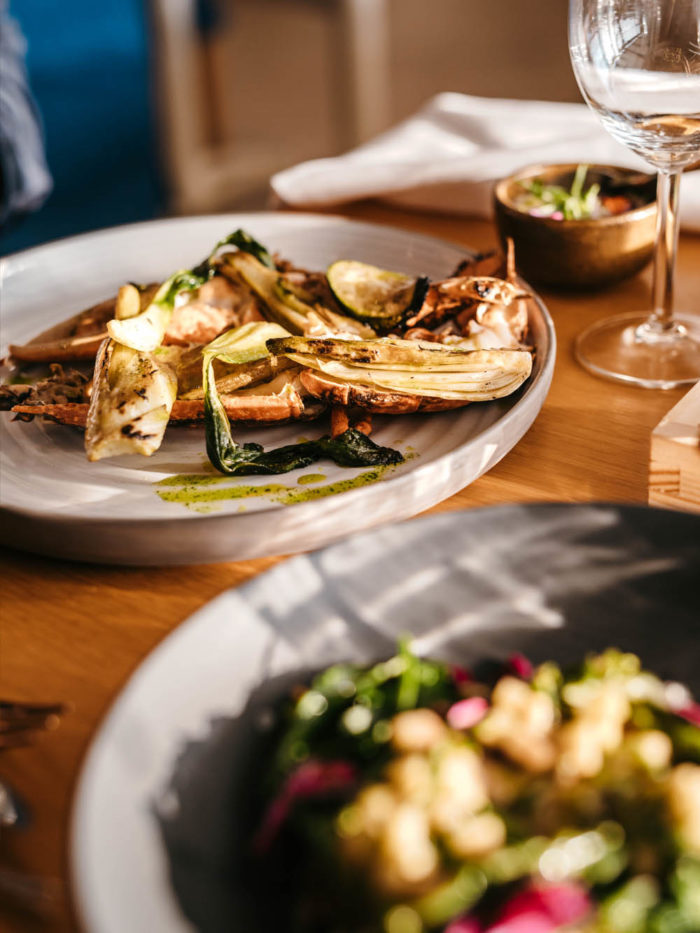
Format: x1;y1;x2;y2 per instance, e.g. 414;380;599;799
155;464;395;511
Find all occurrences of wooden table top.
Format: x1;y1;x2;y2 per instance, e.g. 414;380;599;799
2;203;699;932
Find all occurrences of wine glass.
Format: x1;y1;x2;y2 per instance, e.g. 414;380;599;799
569;0;700;388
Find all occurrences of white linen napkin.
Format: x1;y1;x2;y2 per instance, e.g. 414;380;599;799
271;93;700;232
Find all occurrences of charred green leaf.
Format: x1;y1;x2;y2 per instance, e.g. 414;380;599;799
214;229;276;269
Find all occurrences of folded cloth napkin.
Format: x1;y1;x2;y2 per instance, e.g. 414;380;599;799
271;93;700;232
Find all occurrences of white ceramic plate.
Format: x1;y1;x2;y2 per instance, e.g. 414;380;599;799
70;503;700;933
0;213;554;565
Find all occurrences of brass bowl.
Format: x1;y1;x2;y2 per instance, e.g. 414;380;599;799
493;163;657;289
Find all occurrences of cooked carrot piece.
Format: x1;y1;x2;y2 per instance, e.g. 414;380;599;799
352;413;373;436
330;405;350;438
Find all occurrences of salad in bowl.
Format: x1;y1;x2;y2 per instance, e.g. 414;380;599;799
247;644;700;933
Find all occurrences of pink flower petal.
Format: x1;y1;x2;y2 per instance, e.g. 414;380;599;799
677;703;700;726
253;759;356;853
451;664;474;686
495;883;591;930
445;918;482;933
447;696;490;730
252;796;290;855
507;654;533;680
442;884;591;933
285;759;356;797
488;915;557;933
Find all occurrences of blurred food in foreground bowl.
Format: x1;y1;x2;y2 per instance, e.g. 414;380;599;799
248;642;700;933
494;164;657;289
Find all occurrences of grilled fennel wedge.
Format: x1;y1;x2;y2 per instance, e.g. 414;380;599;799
220;251;375;339
267;337;533;402
85;338;177;460
201;323;402;475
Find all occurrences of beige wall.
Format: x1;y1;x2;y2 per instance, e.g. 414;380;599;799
155;0;584;210
391;0;582;117
227;0;582;156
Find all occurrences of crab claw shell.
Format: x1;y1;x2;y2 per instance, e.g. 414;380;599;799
11;390;321;428
449;276;529;305
473;298;530;346
406;275;530;331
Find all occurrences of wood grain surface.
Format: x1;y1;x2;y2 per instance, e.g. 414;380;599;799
2;204;699;933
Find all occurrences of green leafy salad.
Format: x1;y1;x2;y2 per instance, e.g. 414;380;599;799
248;644;700;933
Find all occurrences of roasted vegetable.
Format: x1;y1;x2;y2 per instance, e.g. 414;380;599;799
201;321;291;368
85;338;177;460
7;296;116;363
202;324;402;474
180;355;296;400
221;251;375;339
268;336;515;369
8;332;108;363
106;230;271;353
217;228;276;269
11;392;322;427
327;260;429;332
107;265;215;352
268;336;533;401
114;283;160;321
205;423;403;477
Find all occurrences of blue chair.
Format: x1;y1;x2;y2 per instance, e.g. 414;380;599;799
2;0;162;253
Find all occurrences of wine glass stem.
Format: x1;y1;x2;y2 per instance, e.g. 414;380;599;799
650;170;681;332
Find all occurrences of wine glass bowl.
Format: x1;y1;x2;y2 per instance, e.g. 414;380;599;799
569;0;700;387
570;8;700;171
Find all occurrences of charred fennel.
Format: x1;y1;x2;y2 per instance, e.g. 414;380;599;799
85;339;177;460
220;251;375;339
202;324;403;475
268;336;533;402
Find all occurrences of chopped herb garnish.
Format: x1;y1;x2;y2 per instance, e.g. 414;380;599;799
519;164;602;220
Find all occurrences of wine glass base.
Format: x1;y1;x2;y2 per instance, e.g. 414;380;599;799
575;312;700;389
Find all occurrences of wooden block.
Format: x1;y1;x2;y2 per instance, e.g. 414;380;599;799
649;381;700;513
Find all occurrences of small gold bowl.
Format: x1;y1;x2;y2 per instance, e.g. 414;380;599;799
493;163;657;289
